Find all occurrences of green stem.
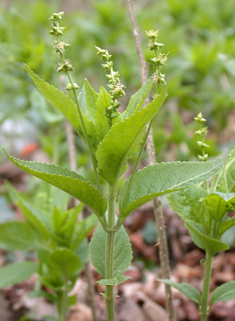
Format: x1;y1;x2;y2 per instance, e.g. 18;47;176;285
105;184;116;321
57;287;68;321
200;251;213;321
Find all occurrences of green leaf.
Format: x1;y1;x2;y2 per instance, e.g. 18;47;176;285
48;248;81;278
159;279;201;304
89;223;133;278
211;151;235;193
3;149;107;218
94;86;110;141
168;185;211;233
186;220;229;255
219;216;235;236
121;76;154;120
120;156;229;218
0;262;38;290
96;88;167;185
70;213;98;251
0;221;41;251
204;192;235;221
96;275;131;286
210;281;235;304
17;196;51;237
78;79;98;123
25;65;98;151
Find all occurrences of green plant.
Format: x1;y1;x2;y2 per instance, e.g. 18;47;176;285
0;181;97;321
161;115;235;321
2;12;230;321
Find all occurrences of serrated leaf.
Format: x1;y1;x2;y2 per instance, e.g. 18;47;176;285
96;88;167;185
48;248;81;278
0;262;38;289
3;149;107;218
96;275;131;286
120;156;229;218
89;223;133;278
159;279;201;304
25;65;99;151
210;281;235;304
0;221;41;251
121;76;154;120
168;185;211;234
70;213;98;251
186;220;229;255
204;192;235;221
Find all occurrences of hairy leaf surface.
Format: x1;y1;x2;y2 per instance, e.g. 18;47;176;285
89;223;133;282
120;156;229;218
4;150;107;218
96;88;167;185
0;262;38;290
159;279;201;304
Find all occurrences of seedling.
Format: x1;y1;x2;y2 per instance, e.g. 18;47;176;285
0;181;97;321
2;12;230;321
162;115;235;321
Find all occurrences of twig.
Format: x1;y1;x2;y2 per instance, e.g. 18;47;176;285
126;1;175;320
60;75;99;321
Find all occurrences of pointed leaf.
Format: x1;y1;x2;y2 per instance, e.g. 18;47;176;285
159;279;201;304
94;86;110;141
219;216;235;236
120;156;229;218
0;221;41;251
121;76;154;120
0;262;38;289
210;281;235;304
96;88;167;185
89;223;133;278
25;65;99;151
186;220;229;255
3;150;107;218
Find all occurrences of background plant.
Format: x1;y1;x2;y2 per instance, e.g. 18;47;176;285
0;181;97;321
161;116;235;321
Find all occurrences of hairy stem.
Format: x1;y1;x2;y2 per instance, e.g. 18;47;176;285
126;0;175;320
200;251;213;321
105;184;116;321
60;75;99;321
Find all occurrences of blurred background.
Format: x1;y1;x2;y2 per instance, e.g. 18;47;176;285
0;0;235;320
